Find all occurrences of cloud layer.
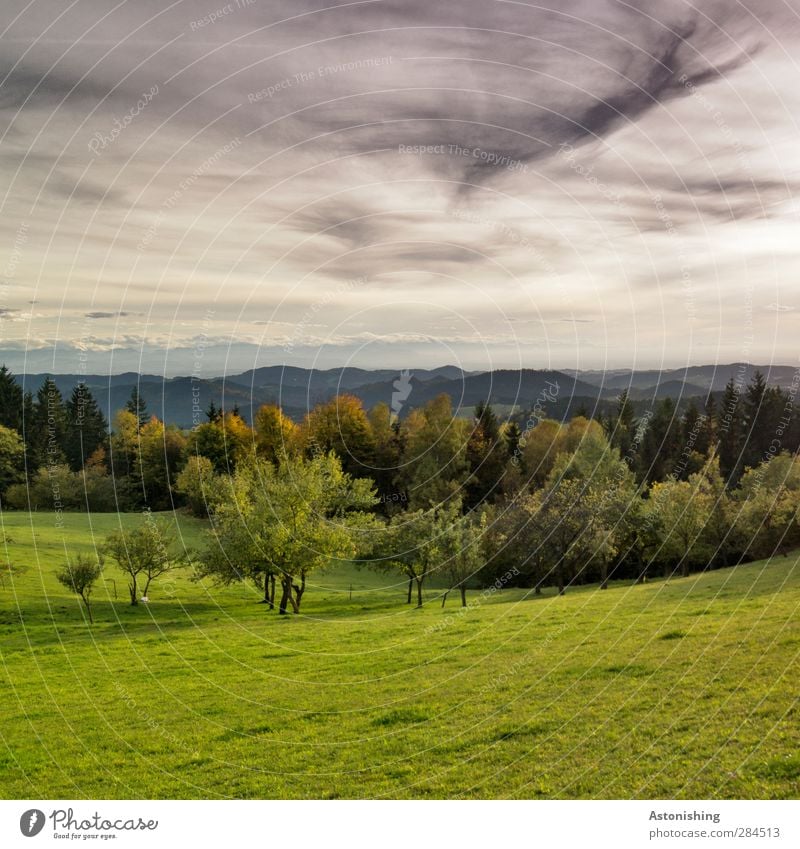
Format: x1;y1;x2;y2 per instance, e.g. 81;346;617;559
1;0;799;375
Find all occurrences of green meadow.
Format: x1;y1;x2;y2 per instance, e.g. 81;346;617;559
0;510;798;800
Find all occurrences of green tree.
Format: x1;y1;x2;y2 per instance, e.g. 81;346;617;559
441;506;487;607
125;386;148;427
717;378;745;485
379;508;442;607
0;365;23;433
64;383;108;471
253;404;297;464
638;398;681;483
138;417;187;509
648;477;710;578
198;453;377;614
104;513;184;605
175;455;218;517
30;376;68;468
734;453;800;559
398;394;469;509
0;425;25;497
56;554;104;624
465;401;508;508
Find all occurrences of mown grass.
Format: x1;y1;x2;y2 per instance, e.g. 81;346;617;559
0;510;798;799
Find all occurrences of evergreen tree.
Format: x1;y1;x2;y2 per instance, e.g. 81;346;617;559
125;386;148;427
717;378;745;485
638;397;681;482
608;389;635;456
0;365;23;433
465;401;508;508
30;377;68;467
64;383;108;471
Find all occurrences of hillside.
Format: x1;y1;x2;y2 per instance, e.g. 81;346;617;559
0;511;798;800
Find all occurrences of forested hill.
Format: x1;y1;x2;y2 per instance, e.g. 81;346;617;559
11;362;797;428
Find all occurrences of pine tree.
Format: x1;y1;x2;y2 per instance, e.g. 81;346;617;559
717;378;745;485
638;397;680;482
465;401;508;508
125;386;148;427
0;365;23;433
31;376;68;467
64;383;109;471
608;389;634;456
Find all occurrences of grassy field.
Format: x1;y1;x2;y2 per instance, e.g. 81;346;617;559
0;509;798;800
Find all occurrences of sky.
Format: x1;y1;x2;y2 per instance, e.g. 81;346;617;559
1;0;799;377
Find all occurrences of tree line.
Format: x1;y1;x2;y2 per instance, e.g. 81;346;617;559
1;365;799;615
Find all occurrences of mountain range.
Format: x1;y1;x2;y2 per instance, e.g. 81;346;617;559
13;363;796;428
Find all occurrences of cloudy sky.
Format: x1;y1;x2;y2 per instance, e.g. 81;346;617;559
1;0;799;376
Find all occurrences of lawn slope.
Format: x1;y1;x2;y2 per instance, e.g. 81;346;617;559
0;511;798;799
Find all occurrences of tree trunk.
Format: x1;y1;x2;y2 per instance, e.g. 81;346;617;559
681;559;690;578
269;574;276;608
81;594;93;624
441;590;449;609
416;577;424;608
292;574;306;612
600;561;608;590
534;584;542;596
129;576;138;606
278;578;291;614
460;586;467;608
406;576;413;604
557;572;565;595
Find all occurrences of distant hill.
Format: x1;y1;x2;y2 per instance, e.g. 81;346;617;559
567;363;799;394
14;363;793;428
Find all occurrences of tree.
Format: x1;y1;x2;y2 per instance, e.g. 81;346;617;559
175;455;218;517
465;401;508;508
367;402;403;509
56;554;103;624
687;453;738;567
441;506;487;607
253;404;297;464
0;365;23;433
379;508;442;607
125;386;148;427
520;419;563;487
198;453;377;614
543;425;634;590
397;394;469;509
648;477;710;578
717;378;745;485
734;453;800;559
188;411;252;474
0;425;25;497
104;513;184;605
607;389;635;456
137;417;187;509
30;376;68;469
301;394;375;477
638;398;681;483
64;383;108;471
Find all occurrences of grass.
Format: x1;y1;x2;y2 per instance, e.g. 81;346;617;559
0;509;798;799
